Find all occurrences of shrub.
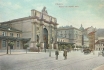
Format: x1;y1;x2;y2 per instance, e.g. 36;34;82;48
24;43;29;49
8;42;14;47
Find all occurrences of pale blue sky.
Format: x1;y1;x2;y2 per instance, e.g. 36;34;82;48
0;0;104;29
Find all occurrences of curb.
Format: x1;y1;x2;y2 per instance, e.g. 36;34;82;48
93;64;104;70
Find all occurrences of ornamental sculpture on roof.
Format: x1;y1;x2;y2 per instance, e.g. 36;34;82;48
42;6;48;15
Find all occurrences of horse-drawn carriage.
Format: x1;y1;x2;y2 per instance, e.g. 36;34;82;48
83;49;92;54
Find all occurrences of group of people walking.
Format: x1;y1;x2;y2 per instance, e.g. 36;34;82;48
55;49;67;60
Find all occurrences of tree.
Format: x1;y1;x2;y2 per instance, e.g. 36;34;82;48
24;43;29;54
67;44;72;51
8;42;14;54
72;45;75;50
37;43;40;53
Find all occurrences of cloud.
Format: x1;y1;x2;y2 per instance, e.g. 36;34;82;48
32;3;45;11
83;0;104;18
0;1;22;10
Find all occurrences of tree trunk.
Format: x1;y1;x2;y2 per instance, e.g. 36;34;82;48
26;48;27;54
10;46;11;54
38;47;39;53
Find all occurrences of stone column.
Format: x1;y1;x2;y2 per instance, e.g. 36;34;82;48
53;26;58;49
48;24;52;57
54;27;57;43
48;25;52;45
31;22;37;47
39;21;44;49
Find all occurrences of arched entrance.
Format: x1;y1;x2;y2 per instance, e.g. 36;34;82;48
43;28;48;50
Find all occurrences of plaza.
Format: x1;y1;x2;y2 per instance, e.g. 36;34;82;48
0;50;104;70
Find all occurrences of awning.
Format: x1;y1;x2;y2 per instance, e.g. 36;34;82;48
0;36;31;42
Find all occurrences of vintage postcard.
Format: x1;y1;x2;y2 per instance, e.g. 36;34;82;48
0;0;104;70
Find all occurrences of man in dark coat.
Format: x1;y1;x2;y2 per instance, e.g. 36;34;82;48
55;49;59;60
63;49;67;60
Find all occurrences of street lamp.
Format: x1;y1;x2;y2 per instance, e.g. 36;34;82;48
49;38;53;57
58;42;60;50
7;28;10;54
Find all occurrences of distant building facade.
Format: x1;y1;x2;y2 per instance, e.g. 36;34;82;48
57;25;82;47
0;7;58;50
85;26;96;50
95;39;104;51
0;25;30;50
79;24;89;48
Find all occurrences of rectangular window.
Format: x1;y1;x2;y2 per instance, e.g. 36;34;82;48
17;34;20;37
10;33;13;37
2;40;6;47
19;34;20;37
2;32;6;36
17;41;19;47
17;34;19;37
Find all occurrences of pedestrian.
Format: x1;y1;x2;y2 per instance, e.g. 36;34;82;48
55;49;59;60
63;49;67;60
102;48;104;56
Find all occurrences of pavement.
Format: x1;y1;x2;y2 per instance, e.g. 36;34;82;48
0;50;104;70
93;65;104;70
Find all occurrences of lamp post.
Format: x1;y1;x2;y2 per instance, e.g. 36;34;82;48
7;28;10;54
58;42;60;50
49;38;53;57
7;41;9;54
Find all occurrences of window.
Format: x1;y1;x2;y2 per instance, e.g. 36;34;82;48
19;34;20;37
17;41;19;47
2;32;6;36
17;34;18;37
17;34;20;37
10;33;13;37
69;33;71;39
2;40;6;47
60;34;63;37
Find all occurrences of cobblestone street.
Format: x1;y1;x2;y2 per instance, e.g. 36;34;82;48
0;51;104;70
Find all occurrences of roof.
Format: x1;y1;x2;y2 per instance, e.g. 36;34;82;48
58;25;81;31
88;31;96;35
0;25;22;32
95;39;104;44
0;17;31;24
0;14;58;25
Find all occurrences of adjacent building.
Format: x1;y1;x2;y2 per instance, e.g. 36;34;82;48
85;26;96;50
57;25;82;47
57;24;96;50
95;39;104;51
79;24;89;48
0;25;30;50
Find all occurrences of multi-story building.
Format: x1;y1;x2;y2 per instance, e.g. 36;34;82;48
95;39;104;51
85;26;96;50
79;24;89;48
57;25;82;47
0;25;30;50
0;7;58;50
